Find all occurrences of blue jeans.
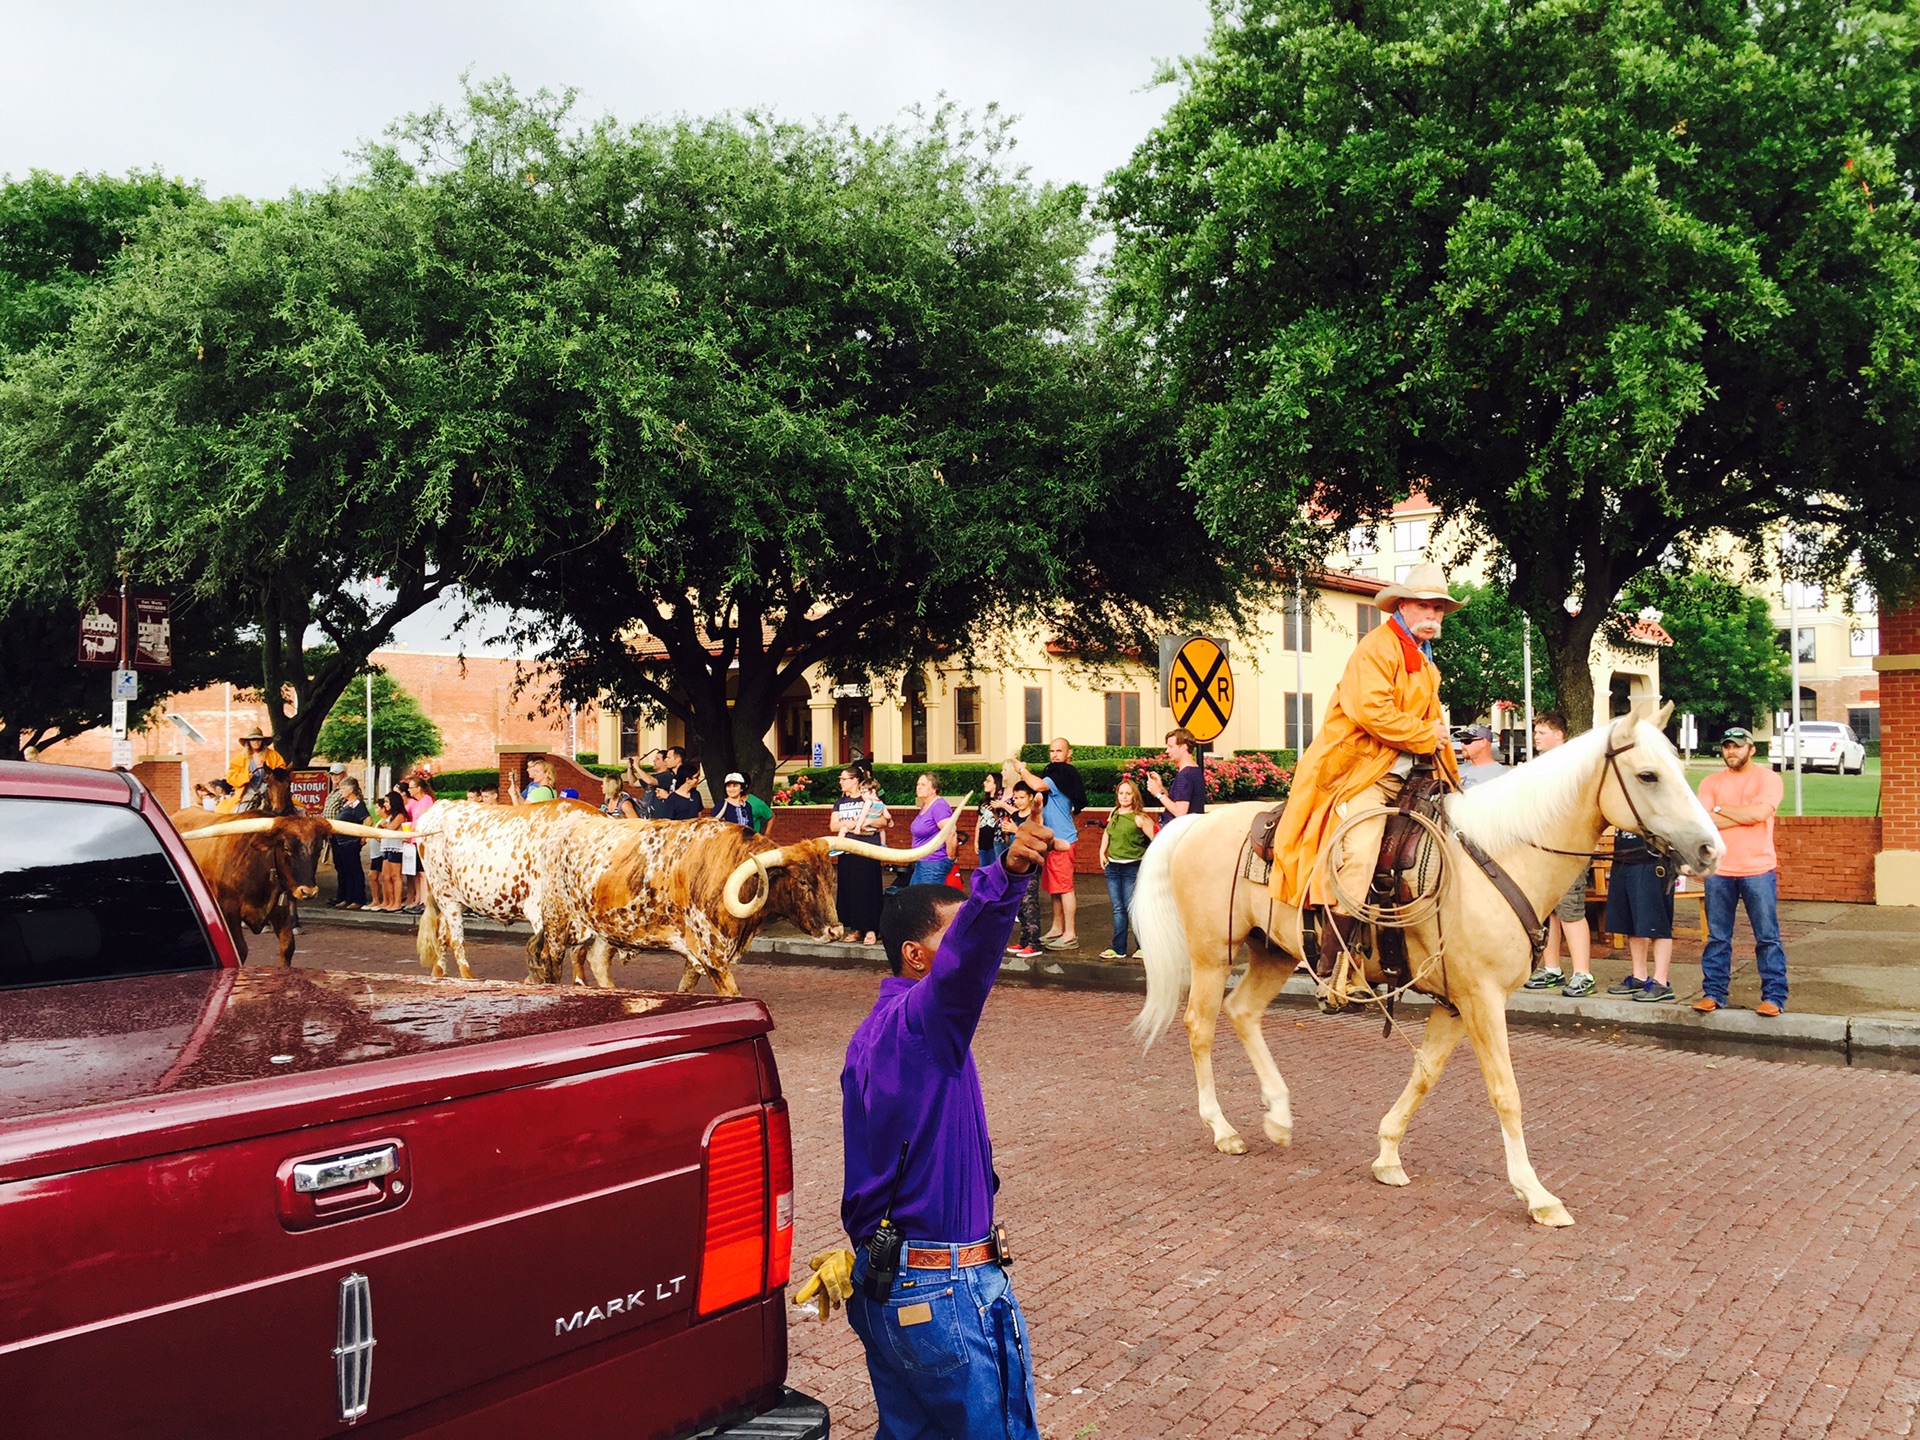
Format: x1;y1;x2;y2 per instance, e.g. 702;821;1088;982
1702;871;1788;1008
848;1247;1039;1440
910;856;954;887
1105;860;1140;953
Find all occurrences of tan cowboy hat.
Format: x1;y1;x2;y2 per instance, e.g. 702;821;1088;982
1372;562;1465;613
242;726;269;743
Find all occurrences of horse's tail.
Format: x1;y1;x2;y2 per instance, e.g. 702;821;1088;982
415;882;443;974
1130;812;1204;1049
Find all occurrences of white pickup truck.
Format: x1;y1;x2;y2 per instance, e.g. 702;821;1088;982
1770;721;1867;775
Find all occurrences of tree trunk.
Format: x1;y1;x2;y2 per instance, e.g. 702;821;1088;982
1545;609;1605;734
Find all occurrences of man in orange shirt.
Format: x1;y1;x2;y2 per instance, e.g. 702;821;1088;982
1695;727;1788;1016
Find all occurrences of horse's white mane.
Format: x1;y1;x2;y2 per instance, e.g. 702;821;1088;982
1447;722;1624;853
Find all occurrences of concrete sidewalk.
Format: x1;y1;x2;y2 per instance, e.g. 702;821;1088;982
302;869;1920;1066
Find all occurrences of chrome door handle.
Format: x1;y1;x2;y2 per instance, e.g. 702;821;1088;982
293;1145;400;1194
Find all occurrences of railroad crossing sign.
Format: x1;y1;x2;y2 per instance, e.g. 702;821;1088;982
1169;636;1234;743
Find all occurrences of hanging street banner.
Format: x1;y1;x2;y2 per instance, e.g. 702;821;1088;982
1168;635;1234;744
77;592;172;670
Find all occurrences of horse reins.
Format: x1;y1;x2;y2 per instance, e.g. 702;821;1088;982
1526;732;1677;862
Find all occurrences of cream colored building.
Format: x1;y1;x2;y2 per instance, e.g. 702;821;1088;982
599;573;1402;770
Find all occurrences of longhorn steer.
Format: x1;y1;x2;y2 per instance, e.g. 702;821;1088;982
411;799;601;980
537;812;960;995
171;808;387;965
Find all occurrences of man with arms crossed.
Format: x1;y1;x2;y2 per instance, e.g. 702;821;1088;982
1695;726;1789;1016
794;812;1055;1439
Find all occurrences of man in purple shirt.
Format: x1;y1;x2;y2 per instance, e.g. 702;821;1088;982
796;813;1052;1439
1146;725;1207;818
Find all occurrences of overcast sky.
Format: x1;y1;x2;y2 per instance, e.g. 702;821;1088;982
2;2;1214;652
2;0;1212;198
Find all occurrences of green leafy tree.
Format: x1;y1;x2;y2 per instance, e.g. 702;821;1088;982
0;168;247;759
315;668;444;776
1620;570;1790;741
1434;583;1558;724
394;86;1252;795
1105;0;1920;729
0;174;523;764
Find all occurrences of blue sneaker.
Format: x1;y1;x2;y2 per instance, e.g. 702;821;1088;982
1634;982;1676;1004
1606;976;1645;996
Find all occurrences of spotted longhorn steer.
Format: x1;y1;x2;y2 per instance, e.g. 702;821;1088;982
411;799;601;980
536;813;959;994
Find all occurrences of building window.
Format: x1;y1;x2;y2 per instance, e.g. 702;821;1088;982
775;696;812;758
1023;687;1043;746
1105;691;1141;747
1782;581;1826;610
954;686;982;754
1779;627;1817;665
1851;627;1880;658
1394;564;1414;584
905;693;928;764
1850;705;1881;741
1852;581;1879;615
1283;592;1312;652
1357;603;1383;635
619;711;641;759
1348;526;1376;557
1393;518;1430;554
1285;693;1313;751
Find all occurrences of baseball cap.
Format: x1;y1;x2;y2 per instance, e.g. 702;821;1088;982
1720;726;1753;743
328;762;347;774
1464;724;1495;743
724;772;747;785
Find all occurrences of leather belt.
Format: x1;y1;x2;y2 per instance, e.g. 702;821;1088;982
906;1242;996;1270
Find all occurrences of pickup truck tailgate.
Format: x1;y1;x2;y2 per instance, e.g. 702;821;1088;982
0;968;795;1438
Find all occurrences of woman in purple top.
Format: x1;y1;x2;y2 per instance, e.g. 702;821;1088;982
907;772;956;885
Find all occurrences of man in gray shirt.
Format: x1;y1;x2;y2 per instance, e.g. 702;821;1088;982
1458;724;1508;791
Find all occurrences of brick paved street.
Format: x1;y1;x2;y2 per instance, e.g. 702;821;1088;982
302;928;1920;1439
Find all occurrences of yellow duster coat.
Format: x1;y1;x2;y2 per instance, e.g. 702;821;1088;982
225;745;288;790
1269;617;1460;908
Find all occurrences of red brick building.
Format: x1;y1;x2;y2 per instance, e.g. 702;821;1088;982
1877;594;1920;904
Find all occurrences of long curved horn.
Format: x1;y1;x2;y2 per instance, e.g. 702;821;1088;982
723;847;791;920
327;820;393;840
829;792;972;864
181;817;280;840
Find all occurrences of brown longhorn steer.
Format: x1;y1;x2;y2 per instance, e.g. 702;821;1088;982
536;812;961;994
173;785;387;965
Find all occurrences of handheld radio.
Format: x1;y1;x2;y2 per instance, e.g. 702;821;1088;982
860;1143;911;1302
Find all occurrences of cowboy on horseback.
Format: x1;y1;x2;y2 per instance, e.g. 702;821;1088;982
1267;562;1463;925
218;726;288;813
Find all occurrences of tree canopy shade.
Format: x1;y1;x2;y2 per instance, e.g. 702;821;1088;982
1432;583;1558;725
315;668;445;776
0;169;246;759
1104;0;1920;728
1620;570;1790;741
401;88;1252;794
0;173;521;765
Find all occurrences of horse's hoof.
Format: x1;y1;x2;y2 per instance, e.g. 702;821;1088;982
1373;1163;1411;1187
1214;1133;1249;1155
1263;1118;1293;1147
1530;1202;1575;1227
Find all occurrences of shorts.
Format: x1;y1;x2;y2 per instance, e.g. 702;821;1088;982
1605;861;1676;940
1042;844;1076;895
1554;867;1590;924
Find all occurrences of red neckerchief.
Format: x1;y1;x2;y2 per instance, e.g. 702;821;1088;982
1390;614;1426;673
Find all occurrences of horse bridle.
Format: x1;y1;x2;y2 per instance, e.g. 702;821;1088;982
1527;730;1677;862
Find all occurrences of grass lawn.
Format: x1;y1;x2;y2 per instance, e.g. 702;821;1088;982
1682;757;1882;818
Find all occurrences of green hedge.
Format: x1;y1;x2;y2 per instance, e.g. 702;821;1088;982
781;756;1293;809
1015;743;1162;765
428;763;622;798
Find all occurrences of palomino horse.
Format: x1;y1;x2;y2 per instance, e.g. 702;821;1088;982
1130;703;1723;1226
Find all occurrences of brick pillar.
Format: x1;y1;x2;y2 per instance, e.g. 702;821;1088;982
1875;593;1920;904
131;756;188;812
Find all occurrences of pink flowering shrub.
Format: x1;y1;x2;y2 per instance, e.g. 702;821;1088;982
1119;753;1291;805
772;773;814;806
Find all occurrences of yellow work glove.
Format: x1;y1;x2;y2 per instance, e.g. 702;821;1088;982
793;1248;856;1322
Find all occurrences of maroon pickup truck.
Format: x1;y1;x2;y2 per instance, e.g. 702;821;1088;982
0;760;828;1439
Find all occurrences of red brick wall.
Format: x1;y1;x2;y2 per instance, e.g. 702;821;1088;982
130;757;189;812
496;751;605;801
1775;816;1882;903
1883;597;1920;852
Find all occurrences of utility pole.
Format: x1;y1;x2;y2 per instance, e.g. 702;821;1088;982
1522;614;1534;761
1788;580;1804;817
1293;579;1307;752
365;671;374;793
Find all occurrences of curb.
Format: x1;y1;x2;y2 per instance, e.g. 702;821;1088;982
298;912;1920;1067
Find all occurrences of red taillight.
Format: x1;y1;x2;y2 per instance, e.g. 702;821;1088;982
767;1101;794;1290
698;1113;768;1315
